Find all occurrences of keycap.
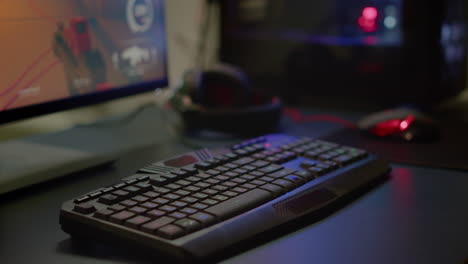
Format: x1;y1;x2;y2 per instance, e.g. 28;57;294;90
109;211;135;225
74;196;91;204
73;203;96;214
205;189;273;220
272;177;295;189
269;168;297;178
180;207;198;215
174;218;200;232
125;216;151;229
98;194;120;205
284;175;306;186
190;212;216;226
157;224;184;239
153;198;169;205
260;184;284;196
146;210;166;218
141;216;174;234
94;209;114;220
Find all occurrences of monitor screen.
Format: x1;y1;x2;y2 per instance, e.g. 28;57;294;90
0;0;168;124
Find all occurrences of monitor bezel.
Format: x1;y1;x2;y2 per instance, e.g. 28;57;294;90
0;78;168;125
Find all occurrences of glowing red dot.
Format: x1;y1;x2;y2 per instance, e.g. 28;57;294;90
400;120;409;130
362;7;378;20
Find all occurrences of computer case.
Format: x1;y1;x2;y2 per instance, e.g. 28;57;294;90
220;0;467;106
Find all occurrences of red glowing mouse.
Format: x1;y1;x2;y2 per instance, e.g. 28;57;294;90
357;108;440;142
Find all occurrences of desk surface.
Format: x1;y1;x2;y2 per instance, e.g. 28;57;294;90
1;110;467;264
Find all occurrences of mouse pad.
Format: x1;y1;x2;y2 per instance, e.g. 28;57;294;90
320;122;468;171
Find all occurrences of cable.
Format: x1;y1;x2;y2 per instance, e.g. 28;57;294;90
283;107;358;130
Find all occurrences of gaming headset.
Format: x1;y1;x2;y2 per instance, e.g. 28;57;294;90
169;64;283;135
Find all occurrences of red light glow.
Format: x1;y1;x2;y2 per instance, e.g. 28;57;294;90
358;6;378;33
362;7;378;20
399;115;415;131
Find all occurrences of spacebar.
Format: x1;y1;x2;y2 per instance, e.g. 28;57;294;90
205;189;273;220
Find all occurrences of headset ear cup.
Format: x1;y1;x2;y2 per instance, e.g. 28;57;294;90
174;66;282;136
195;65;253;108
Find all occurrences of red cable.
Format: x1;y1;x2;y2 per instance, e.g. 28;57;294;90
283;107;357;130
2;60;60;111
0;48;53;96
27;0;58;25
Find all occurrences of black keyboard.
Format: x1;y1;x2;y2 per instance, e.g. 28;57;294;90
60;134;390;260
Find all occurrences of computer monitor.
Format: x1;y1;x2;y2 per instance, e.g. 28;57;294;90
0;0;168;194
0;0;168;124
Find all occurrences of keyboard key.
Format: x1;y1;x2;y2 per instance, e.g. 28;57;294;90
224;163;239;169
180;207;198;215
131;195;149;203
175;180;191;187
181;197;198;204
205;189;273;220
190;212;216;226
232;187;248;193
125;215;151;229
260;184;284;196
192;203;209;210
193;193;209;199
285;175;306;186
149;176;169;186
123;186;141;194
73;203;96;214
212;195;229;201
160;205;177;212
165;184;182;190
174;218;200;232
163;194;180;200
174;190;190;197
169;212;187;219
153;198;169;205
233;157;255;165
98;194;120;205
241;183;257;190
141;216;174;234
269;168;297;178
154;187;171;194
120;200;138;207
250;160;269;168
205;169;220;176
259;176;275;183
171;201;188;208
300;160;317;168
143;192;160;199
185;186;201;192
109;211;135;225
202;189;219;196
146;209;166;218
94;209;114;220
108;204;126;212
195;162;212;170
182;167;198;175
272;179;295;191
141;202;158;209
222;191;238;198
129;206;147;214
308;167;326;177
295;170;315;181
157;224;184;239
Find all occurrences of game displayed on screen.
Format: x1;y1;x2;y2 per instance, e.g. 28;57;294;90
0;0;166;112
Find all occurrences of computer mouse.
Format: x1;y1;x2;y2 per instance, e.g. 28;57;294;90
357;108;440;142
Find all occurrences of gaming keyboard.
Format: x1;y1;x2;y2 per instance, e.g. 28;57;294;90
60;134;390;260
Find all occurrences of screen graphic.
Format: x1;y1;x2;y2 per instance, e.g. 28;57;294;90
0;0;166;112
